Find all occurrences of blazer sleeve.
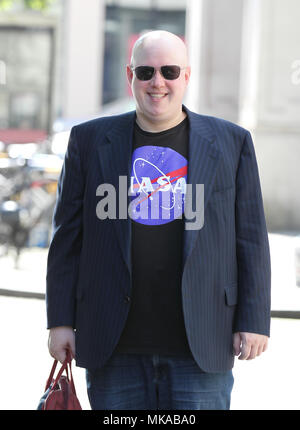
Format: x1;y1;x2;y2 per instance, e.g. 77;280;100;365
234;131;271;336
46;126;84;329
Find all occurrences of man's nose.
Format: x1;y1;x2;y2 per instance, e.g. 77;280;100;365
150;69;165;86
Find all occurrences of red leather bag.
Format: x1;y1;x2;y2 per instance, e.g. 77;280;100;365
38;350;82;410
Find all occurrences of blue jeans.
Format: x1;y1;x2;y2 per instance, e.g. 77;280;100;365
86;352;234;410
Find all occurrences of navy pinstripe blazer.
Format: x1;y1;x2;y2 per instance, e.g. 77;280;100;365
46;105;271;372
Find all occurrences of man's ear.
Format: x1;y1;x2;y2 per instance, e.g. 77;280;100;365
184;66;191;85
126;65;134;86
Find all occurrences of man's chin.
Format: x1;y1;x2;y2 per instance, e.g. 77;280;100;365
145;105;171;119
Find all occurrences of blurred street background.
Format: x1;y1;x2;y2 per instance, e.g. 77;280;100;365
0;0;300;410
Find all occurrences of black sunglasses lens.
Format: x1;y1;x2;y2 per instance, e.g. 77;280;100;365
135;66;154;81
134;65;182;81
161;65;181;80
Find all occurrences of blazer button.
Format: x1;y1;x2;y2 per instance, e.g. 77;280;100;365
124;295;131;303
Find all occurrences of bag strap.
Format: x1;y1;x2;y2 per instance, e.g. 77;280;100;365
63;350;77;395
67;355;77;395
46;350;77;395
45;359;58;391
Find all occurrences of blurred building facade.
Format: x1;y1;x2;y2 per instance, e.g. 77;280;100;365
185;0;300;232
61;0;187;118
0;4;60;142
0;0;299;231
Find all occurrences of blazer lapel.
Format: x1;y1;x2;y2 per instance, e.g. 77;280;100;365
97;111;136;276
183;107;221;268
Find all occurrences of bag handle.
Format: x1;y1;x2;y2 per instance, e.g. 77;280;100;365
45;359;58;391
45;350;77;395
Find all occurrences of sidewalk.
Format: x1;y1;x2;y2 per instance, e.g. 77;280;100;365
268;232;300;312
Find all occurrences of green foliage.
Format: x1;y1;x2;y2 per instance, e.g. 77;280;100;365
0;0;14;11
0;0;55;11
23;0;54;10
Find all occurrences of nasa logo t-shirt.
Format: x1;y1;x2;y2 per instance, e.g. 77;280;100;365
115;115;192;356
129;144;187;225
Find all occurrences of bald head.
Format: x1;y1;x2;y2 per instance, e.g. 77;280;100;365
130;30;189;68
127;30;191;132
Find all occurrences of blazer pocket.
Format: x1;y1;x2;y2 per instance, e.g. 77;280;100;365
210;187;235;205
224;283;238;306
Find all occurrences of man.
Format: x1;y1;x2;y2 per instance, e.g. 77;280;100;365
47;30;271;410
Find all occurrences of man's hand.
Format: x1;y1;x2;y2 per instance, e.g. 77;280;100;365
233;332;268;360
48;326;75;363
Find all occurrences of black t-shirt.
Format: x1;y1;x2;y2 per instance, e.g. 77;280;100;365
114;116;192;356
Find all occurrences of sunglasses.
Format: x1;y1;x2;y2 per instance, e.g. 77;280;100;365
130;65;187;81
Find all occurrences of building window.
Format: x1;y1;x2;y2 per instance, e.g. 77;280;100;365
103;4;186;105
